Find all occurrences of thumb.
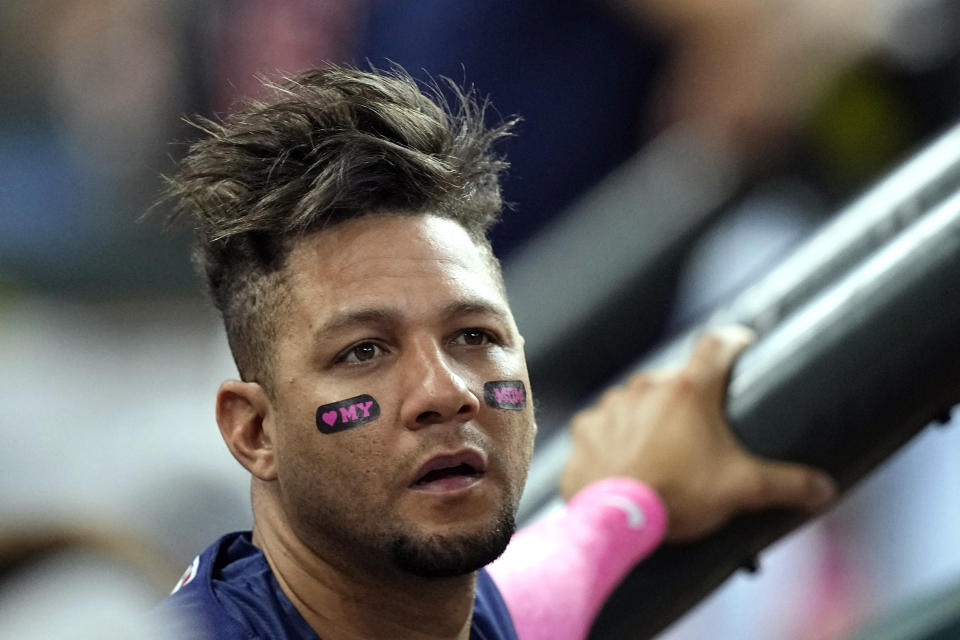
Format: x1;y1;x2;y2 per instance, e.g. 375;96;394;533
739;459;837;512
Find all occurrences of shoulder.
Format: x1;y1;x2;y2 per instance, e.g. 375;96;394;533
471;568;519;640
154;531;317;639
153;532;255;640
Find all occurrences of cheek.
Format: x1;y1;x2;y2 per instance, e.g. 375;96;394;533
278;433;395;526
486;406;536;481
274;403;387;496
517;411;537;469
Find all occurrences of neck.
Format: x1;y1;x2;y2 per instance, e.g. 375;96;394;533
251;493;478;640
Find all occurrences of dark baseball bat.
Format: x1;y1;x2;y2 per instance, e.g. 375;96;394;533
588;186;960;639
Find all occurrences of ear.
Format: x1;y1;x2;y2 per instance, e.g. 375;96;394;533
216;380;278;481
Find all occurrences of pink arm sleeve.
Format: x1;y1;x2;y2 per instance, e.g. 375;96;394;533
487;478;668;640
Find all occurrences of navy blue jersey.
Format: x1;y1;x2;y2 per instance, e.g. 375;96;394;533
156;531;518;640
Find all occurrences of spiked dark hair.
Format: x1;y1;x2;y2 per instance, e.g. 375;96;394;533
162;65;515;387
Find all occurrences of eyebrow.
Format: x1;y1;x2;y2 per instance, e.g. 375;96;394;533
315;298;511;339
316;308;400;338
440;299;511;324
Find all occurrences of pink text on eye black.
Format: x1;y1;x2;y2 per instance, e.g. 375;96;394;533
483;380;526;410
316;394;380;434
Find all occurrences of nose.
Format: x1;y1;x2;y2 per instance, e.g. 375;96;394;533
400;341;481;429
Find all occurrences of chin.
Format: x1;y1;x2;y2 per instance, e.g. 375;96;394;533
389;499;517;578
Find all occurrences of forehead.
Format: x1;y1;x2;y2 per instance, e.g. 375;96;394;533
283;214;507;320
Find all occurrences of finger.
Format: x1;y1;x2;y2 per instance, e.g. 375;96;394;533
625;369;676;393
626;371;653;392
738;459;837;512
685;325;756;399
689;325;756;375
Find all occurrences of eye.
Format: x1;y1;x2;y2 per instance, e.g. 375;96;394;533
339;341;384;364
452;329;493;346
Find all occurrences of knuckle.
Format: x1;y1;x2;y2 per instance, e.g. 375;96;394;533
600;385;623;405
668;371;697;397
746;476;772;508
744;466;776;507
570;414;588;436
696;331;724;353
627;372;652;392
570;408;599;436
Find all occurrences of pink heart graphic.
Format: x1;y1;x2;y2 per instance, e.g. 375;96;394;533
321;411;338;426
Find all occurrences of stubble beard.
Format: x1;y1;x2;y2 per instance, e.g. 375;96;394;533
388;494;518;578
291;479;520;580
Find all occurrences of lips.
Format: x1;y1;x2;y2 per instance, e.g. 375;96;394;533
411;449;487;490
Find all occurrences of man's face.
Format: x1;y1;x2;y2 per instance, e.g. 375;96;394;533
265;214;536;578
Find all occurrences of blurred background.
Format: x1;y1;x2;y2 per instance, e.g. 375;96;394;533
2;0;960;637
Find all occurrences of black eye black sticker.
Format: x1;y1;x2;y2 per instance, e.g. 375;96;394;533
316;394;380;434
483;380;526;410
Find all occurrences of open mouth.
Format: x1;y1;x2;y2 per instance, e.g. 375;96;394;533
415;462;483;486
411;450;487;491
